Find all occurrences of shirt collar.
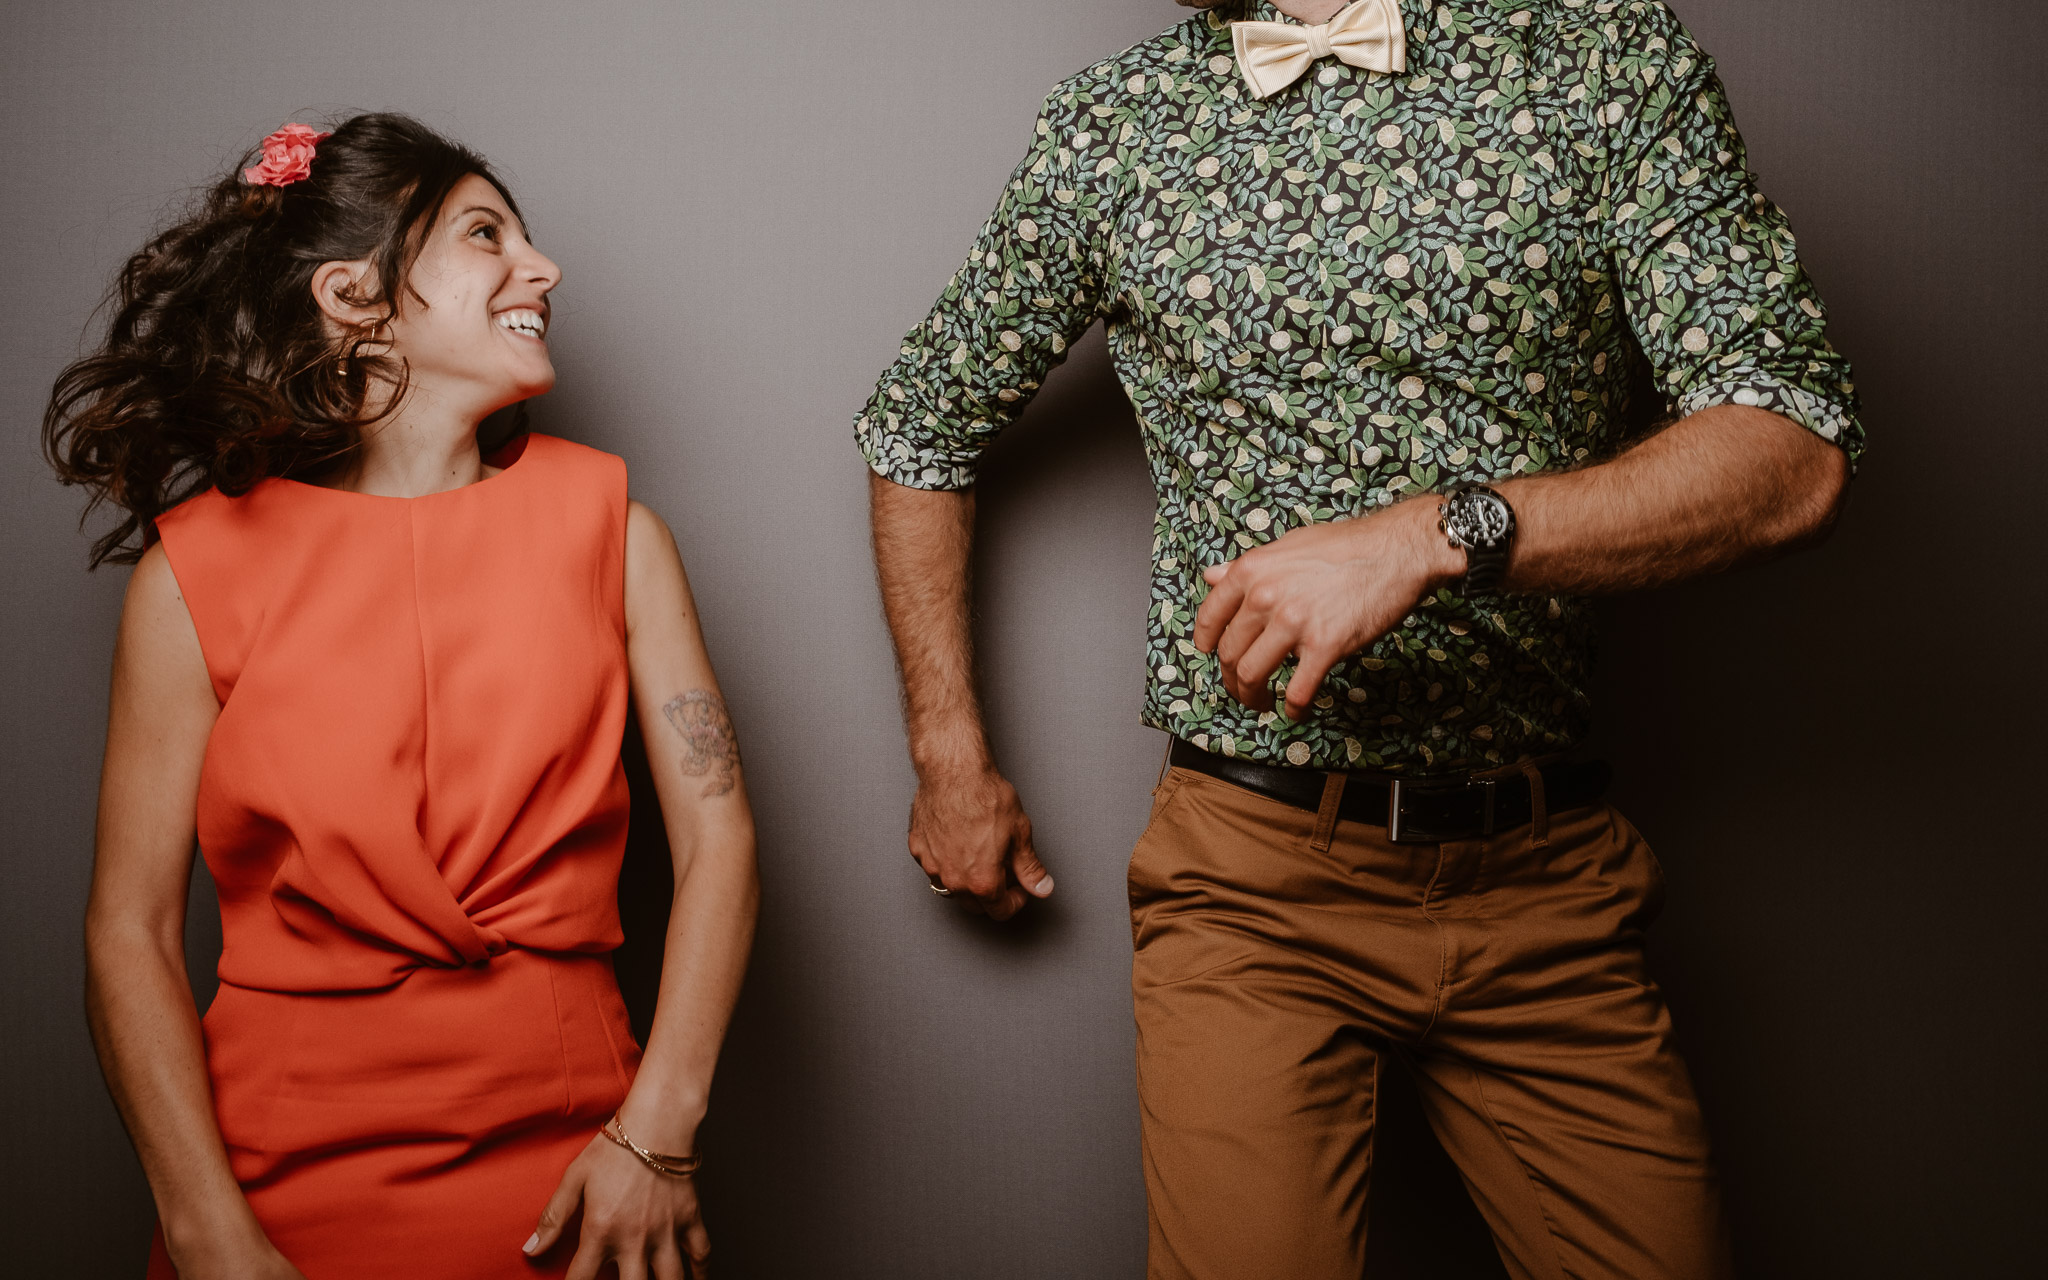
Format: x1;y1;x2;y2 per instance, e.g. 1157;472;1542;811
1202;4;1392;59
1198;2;1269;45
1229;2;1327;25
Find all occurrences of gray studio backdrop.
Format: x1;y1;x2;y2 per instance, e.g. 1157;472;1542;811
3;1;2042;1276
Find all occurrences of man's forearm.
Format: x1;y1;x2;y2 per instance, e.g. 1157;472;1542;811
1492;404;1850;596
867;472;992;778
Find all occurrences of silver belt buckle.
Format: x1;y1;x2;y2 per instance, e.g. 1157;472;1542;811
1387;777;1497;844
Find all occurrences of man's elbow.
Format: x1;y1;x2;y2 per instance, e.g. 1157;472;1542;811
1782;438;1852;549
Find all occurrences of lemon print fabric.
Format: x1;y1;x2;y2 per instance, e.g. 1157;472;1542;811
859;0;1861;773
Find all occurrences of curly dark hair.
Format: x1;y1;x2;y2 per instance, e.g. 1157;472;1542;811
43;112;522;566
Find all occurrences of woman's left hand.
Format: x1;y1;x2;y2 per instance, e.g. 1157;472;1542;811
526;1133;711;1278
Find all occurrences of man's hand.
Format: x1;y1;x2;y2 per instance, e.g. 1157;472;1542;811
1193;408;1849;721
1193;497;1460;720
909;767;1053;921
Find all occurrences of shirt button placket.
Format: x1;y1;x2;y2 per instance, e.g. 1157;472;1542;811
1285;67;1337;385
1309;67;1359;381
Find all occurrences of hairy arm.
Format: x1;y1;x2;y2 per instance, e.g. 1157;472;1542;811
1495;403;1848;593
1195;405;1850;716
528;501;758;1280
86;548;303;1278
868;473;1052;920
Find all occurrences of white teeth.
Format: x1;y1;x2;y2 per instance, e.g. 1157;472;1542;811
497;310;546;338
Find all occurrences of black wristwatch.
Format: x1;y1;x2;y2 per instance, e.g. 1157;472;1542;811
1437;483;1516;594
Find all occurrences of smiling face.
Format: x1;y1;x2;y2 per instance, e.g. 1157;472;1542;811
377;173;562;419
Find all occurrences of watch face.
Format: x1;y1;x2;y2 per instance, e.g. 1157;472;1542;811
1449;490;1513;546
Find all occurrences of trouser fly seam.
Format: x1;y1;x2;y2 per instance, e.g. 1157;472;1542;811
1418;842;1452;1042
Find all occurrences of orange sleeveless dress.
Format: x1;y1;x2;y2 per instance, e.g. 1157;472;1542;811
146;434;642;1279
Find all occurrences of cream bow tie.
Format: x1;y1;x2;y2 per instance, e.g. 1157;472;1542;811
1232;0;1407;100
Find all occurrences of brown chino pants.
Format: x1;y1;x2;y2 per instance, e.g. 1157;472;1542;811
1129;764;1734;1280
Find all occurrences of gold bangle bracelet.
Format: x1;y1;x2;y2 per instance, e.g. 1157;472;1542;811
601;1114;702;1178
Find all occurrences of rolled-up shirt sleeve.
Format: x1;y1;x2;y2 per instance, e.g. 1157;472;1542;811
1591;2;1865;468
857;83;1118;491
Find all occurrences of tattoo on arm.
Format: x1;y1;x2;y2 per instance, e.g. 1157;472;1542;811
662;690;741;798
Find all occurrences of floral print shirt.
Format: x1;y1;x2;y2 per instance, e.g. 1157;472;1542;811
858;0;1863;774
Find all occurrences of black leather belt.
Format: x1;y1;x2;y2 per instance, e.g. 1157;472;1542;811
1167;738;1612;844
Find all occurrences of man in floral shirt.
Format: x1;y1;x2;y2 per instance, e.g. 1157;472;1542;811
859;1;1860;1275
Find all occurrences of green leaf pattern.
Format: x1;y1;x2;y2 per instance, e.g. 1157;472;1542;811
858;0;1862;773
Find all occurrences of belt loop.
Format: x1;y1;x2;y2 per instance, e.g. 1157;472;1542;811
1155;737;1174;791
1310;771;1347;852
1518;760;1549;848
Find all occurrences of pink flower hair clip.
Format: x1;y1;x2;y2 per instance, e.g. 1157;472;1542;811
243;123;330;187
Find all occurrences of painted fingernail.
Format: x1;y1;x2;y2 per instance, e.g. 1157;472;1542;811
523;1233;539;1254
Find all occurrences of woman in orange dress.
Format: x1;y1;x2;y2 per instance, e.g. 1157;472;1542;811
47;114;758;1279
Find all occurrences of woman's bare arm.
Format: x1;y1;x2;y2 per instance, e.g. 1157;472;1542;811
86;547;302;1278
615;500;758;1166
528;501;759;1280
